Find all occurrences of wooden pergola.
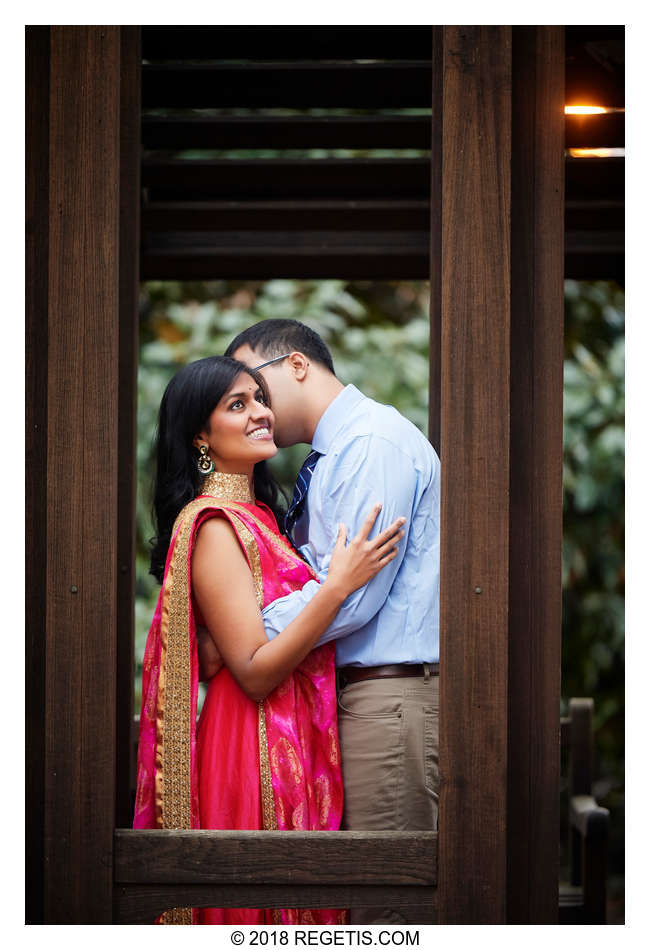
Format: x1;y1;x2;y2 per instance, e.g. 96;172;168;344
26;25;623;924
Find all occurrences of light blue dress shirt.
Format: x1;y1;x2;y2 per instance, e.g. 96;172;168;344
262;385;440;666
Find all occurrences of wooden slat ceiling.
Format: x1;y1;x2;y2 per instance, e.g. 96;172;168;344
140;26;624;282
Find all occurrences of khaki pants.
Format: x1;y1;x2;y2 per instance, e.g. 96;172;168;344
337;669;439;924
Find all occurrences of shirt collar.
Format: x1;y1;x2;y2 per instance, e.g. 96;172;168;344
311;385;365;456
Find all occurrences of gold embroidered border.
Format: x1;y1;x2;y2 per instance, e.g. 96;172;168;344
159;509;194;830
155;498;288;923
225;511;264;608
161;907;193;925
159;498;249;830
258;702;278;831
156;500;273;833
225;503;319;583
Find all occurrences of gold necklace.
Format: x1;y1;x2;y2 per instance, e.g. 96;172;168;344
199;471;254;504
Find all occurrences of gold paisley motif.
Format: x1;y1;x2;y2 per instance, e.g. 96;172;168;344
292;801;306;830
271;737;304;787
226;511;264;608
328;725;340;766
314;774;333;828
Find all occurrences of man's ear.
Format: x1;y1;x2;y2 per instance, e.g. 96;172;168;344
287;351;310;381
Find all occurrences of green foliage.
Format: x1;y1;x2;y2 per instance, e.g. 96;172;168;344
561;280;624;890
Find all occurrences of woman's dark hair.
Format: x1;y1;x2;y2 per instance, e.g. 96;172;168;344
149;356;286;583
224;318;336;375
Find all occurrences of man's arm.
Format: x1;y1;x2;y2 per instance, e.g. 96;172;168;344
262;435;419;645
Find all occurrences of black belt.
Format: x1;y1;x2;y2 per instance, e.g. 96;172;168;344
337;663;439;686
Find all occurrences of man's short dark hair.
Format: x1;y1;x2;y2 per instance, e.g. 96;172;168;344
225;319;336;375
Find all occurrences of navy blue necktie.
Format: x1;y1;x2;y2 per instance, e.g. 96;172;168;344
285;449;322;545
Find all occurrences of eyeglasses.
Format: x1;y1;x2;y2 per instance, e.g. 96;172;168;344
252;353;292;371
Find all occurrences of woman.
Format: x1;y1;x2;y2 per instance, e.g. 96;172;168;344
133;356;404;925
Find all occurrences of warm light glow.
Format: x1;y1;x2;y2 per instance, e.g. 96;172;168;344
565;105;609;115
569;148;625;158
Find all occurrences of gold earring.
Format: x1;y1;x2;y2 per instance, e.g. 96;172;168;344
197;444;215;475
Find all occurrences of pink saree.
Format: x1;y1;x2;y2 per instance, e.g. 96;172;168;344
133;472;345;925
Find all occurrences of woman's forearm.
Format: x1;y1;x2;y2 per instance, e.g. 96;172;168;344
239;578;347;701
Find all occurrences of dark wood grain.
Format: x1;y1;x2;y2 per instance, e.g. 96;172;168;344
569;698;594;797
141;244;428;281
114;884;437;923
142;155;621;203
507;26;564;924
428;26;442;455
116;26;141;828
437;26;512;924
142;199;431;232
25;24;50;925
142;62;432;109
115;829;437;885
45;26;121;923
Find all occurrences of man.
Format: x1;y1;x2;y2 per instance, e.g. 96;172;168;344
204;319;440;923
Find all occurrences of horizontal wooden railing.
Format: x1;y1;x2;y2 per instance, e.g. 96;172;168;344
114;829;438;924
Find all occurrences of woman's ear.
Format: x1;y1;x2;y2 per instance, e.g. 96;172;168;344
192;432;209;451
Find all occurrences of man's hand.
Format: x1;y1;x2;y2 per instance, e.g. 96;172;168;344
197;625;224;681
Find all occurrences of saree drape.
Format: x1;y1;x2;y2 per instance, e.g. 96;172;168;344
133;479;345;925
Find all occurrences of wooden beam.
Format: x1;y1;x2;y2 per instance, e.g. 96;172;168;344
428;26;442;455
44;25;121;923
115;26;141;828
141;155;622;204
115;830;437;885
437;27;512;922
141;241;622;283
142;62;432;110
142;199;431;232
507;25;564;923
25;23;50;924
436;25;565;924
114;829;438;924
114;884;437;923
141;244;429;281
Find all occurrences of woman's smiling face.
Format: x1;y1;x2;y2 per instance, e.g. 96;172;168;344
193;371;277;473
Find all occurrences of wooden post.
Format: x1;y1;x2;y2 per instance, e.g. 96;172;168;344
25;25;141;923
26;24;50;924
507;26;564;923
435;26;564;923
116;26;142;831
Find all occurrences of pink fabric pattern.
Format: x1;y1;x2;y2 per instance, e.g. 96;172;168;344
134;496;345;925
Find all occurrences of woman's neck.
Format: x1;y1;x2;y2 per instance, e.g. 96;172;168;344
200;470;254;504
